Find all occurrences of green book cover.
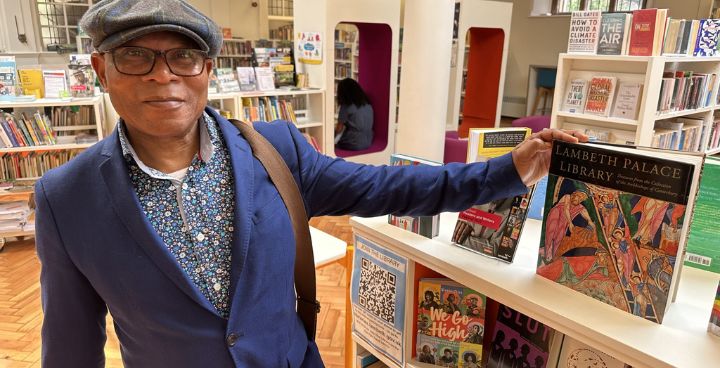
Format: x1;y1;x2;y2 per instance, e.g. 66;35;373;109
685;156;720;273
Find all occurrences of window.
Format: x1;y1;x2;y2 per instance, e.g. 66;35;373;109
35;0;94;52
552;0;645;14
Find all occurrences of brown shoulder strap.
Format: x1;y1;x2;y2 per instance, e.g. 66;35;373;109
230;119;319;341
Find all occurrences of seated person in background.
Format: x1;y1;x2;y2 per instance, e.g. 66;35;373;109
335;78;374;150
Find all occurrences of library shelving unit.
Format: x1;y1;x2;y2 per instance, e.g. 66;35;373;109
333;25;360;122
215;38;254;70
551;53;720;154
446;0;512;138
348;213;720;368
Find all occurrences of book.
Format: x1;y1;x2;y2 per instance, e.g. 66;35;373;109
351;235;408;366
537;141;704;324
388;154;442;239
528;176;548;220
0;56;17;100
255;67;276;91
597;13;632;55
236;67;257;91
18;67;44;99
452;128;533;263
567;11;602;54
68;54;95;98
356;351;380;368
684;157;720;274
555;335;631;368
693;19;720;56
628;8;668;56
274;64;295;87
486;303;562;368
584;76;617;117
416;279;486;368
562;79;588;114
710;280;720;337
215;68;240;93
42;70;68;99
611;82;643;120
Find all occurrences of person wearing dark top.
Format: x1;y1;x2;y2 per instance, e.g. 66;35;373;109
335;78;374;150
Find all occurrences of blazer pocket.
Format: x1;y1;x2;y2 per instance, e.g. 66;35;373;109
251;192;284;225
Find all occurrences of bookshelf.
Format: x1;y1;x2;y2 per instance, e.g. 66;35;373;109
551;53;720;154
215;38;254;70
349;213;720;368
334;25;360;124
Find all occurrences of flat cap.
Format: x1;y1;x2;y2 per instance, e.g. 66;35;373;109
79;0;223;58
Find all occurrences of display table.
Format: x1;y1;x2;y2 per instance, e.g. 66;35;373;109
350;213;720;368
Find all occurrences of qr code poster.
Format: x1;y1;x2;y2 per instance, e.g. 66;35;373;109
351;235;407;366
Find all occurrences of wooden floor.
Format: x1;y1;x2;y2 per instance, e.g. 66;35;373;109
0;215;354;368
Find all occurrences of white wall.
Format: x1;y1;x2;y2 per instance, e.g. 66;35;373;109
185;0;268;39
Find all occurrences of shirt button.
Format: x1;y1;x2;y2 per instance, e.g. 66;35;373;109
196;233;205;241
226;333;239;347
213;283;221;291
182;183;188;189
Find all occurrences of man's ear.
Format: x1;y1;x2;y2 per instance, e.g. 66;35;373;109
91;52;109;92
205;58;213;76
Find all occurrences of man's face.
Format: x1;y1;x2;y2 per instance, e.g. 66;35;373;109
92;31;212;141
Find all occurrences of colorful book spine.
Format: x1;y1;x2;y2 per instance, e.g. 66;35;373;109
388;154;442;239
628;8;660;56
710;280;720;337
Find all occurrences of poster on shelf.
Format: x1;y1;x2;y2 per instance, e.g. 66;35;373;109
351;234;407;366
297;32;323;65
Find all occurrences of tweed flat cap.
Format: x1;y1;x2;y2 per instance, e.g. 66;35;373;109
79;0;223;58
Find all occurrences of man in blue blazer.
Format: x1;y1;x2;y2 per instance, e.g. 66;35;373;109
35;1;584;367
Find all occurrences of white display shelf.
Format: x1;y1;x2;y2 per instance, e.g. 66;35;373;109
238;89;324;97
655;106;715;120
295;122;323;129
556;111;639;127
352;333;402;368
350;213;720;368
335;59;353;63
51;125;96;131
268;15;293;21
0;143;94;153
0;95;102;108
558;53;652;62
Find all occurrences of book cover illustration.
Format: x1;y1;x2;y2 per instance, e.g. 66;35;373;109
710;280;720;337
215;68;240;93
563;79;588;114
694;19;720;56
453;128;533;263
416;279;486;368
611;82;643;120
0;56;17;100
628;8;663;56
68;54;95;98
236;67;257;91
597;13;631;55
538;141;696;324
556;335;631;368
18;68;44;99
42;70;68;99
486;304;558;368
684;156;720;274
584;77;617;117
351;235;407;366
388;154;442;239
255;67;276;91
567;11;602;54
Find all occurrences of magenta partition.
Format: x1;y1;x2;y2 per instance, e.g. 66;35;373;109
335;22;392;158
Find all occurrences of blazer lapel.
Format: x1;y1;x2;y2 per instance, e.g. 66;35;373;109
98;129;220;316
213;111;254;306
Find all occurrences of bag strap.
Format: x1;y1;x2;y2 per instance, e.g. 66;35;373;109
229;119;319;341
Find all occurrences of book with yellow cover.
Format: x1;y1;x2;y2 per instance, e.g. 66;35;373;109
18;68;44;99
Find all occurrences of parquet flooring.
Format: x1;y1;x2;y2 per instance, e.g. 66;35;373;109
0;215;354;368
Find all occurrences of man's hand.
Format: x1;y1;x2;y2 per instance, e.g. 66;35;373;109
511;129;588;186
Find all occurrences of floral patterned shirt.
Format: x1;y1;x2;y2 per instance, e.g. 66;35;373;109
118;113;235;318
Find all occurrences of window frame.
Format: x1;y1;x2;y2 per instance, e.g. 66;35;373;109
34;0;94;52
551;0;647;15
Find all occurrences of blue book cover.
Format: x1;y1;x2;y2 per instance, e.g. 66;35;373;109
694;19;720;56
0;56;17;100
528;176;548;220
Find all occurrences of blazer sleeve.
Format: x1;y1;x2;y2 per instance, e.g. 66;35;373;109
268;122;529;218
35;179;108;368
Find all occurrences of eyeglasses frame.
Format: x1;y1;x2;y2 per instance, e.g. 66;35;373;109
104;46;210;77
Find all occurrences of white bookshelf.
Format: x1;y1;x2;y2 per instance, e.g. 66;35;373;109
551;53;720;154
349;213;720;368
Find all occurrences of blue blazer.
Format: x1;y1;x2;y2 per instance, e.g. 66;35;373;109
35;108;527;368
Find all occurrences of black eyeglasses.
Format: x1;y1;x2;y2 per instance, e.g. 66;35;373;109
108;46;209;77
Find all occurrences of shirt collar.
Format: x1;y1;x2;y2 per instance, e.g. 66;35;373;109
118;112;219;180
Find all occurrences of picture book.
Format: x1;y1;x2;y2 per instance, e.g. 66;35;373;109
710;280;720;337
236;67;257;91
537;140;704;324
42;70;68;99
584;76;617;117
597;13;632;55
528;176;548;220
388;154;442;239
567;11;602;54
486;303;561;368
356;351;380;368
628;8;668;56
563;79;588;114
0;56;17;100
215;68;240;93
18;67;44;99
684;156;720;274
274;64;295;87
255;67;276;91
555;335;631;368
611;82;643;120
68;54;95;98
351;235;408;366
453;128;534;263
693;19;720;56
416;278;486;368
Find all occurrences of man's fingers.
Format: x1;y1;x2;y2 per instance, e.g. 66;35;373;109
533;128;588;143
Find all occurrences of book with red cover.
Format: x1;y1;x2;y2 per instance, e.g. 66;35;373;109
628;9;660;56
